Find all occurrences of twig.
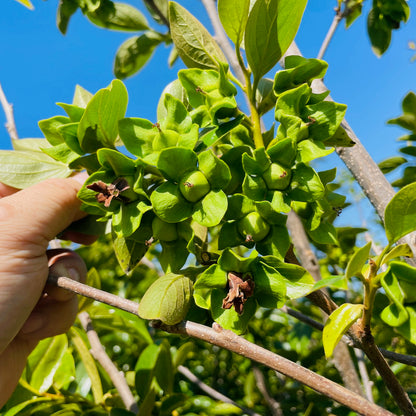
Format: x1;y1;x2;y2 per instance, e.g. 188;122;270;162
158;321;395;416
0;82;18;140
49;276;394;416
178;365;261;416
252;366;282;416
78;312;139;413
142;0;169;28
355;348;375;403
317;11;343;60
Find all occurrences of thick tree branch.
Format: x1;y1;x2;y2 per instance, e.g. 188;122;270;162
50;275;395;416
78;312;139;413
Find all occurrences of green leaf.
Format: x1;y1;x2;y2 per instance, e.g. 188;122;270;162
158;147;198;182
11;138;50;152
219;248;258;273
0;150;72;189
26;335;68;393
345;241;372;280
138;273;193;325
402;91;416;114
118;117;156;157
244;0;279;81
394;306;416;345
70;327;104;403
288;163;325;202
198;149;231;190
78;79;128;152
38;115;71;145
218;0;250;47
378;156;407;174
380;244;413;266
73;84;93;108
57;0;78;34
192;189;228;227
297;139;333;163
151;182;194;223
114;32;162;79
113;234;148;273
253;261;286;308
367;7;391;57
159;239;189;273
313;275;348;291
323;303;364;358
194;264;227;309
86;1;149;31
169;1;227;69
384;182;416;244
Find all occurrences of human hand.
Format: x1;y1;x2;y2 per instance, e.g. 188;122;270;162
0;177;94;407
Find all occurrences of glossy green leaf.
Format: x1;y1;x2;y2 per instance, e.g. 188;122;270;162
169;2;227;69
367;7;391;57
157;147;197;182
384;182;416;244
160;93;193;133
0;150;71;189
378;156;407;174
254;261;286;308
138;273;193;325
218;0;250;46
78;79;128;152
38;115;71;145
313;275;348;291
380;244;413;266
198;149;231;189
113;234;148;273
135;344;160;398
114;32;162;79
304;101;347;142
118;117;156;157
86;1;149;31
151;182;193;223
11;138;50;152
297;139;333;163
192;189;228;227
57;0;78;34
219;248;258;273
193;264;227;309
394;306;416;345
70;327;104;403
323;303;363;358
26;334;68;393
382;261;416;304
159;239;189;273
345;241;372;280
73;84;93;108
288;163;325;202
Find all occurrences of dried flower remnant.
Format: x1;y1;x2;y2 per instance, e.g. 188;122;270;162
87;178;130;207
222;272;255;315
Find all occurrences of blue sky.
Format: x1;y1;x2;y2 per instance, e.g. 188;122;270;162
0;1;414;169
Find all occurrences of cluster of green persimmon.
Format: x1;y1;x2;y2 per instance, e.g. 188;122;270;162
37;56;349;333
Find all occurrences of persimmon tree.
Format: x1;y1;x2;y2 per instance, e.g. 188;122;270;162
1;0;416;415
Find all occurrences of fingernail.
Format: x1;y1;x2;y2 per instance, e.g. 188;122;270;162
67;267;81;282
21;313;44;334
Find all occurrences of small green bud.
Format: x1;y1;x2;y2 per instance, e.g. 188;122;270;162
237;212;270;243
152;216;178;242
179;170;211;203
262;163;292;190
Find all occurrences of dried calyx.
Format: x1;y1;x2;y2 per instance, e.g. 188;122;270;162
87;178;130;207
222;272;255;315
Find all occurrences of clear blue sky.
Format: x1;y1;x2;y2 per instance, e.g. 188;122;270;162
0;0;414;167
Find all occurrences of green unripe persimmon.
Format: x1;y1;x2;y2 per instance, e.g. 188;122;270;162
237;212;270;242
152;216;178;242
179;170;211;203
262;163;292;190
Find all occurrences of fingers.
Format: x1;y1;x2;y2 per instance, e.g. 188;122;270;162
46;249;87;301
0;183;19;198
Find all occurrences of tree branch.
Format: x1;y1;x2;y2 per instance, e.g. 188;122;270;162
317;10;343;60
0;82;18;140
178;365;261;416
49;275;395;416
78;312;139;413
252;366;283;416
